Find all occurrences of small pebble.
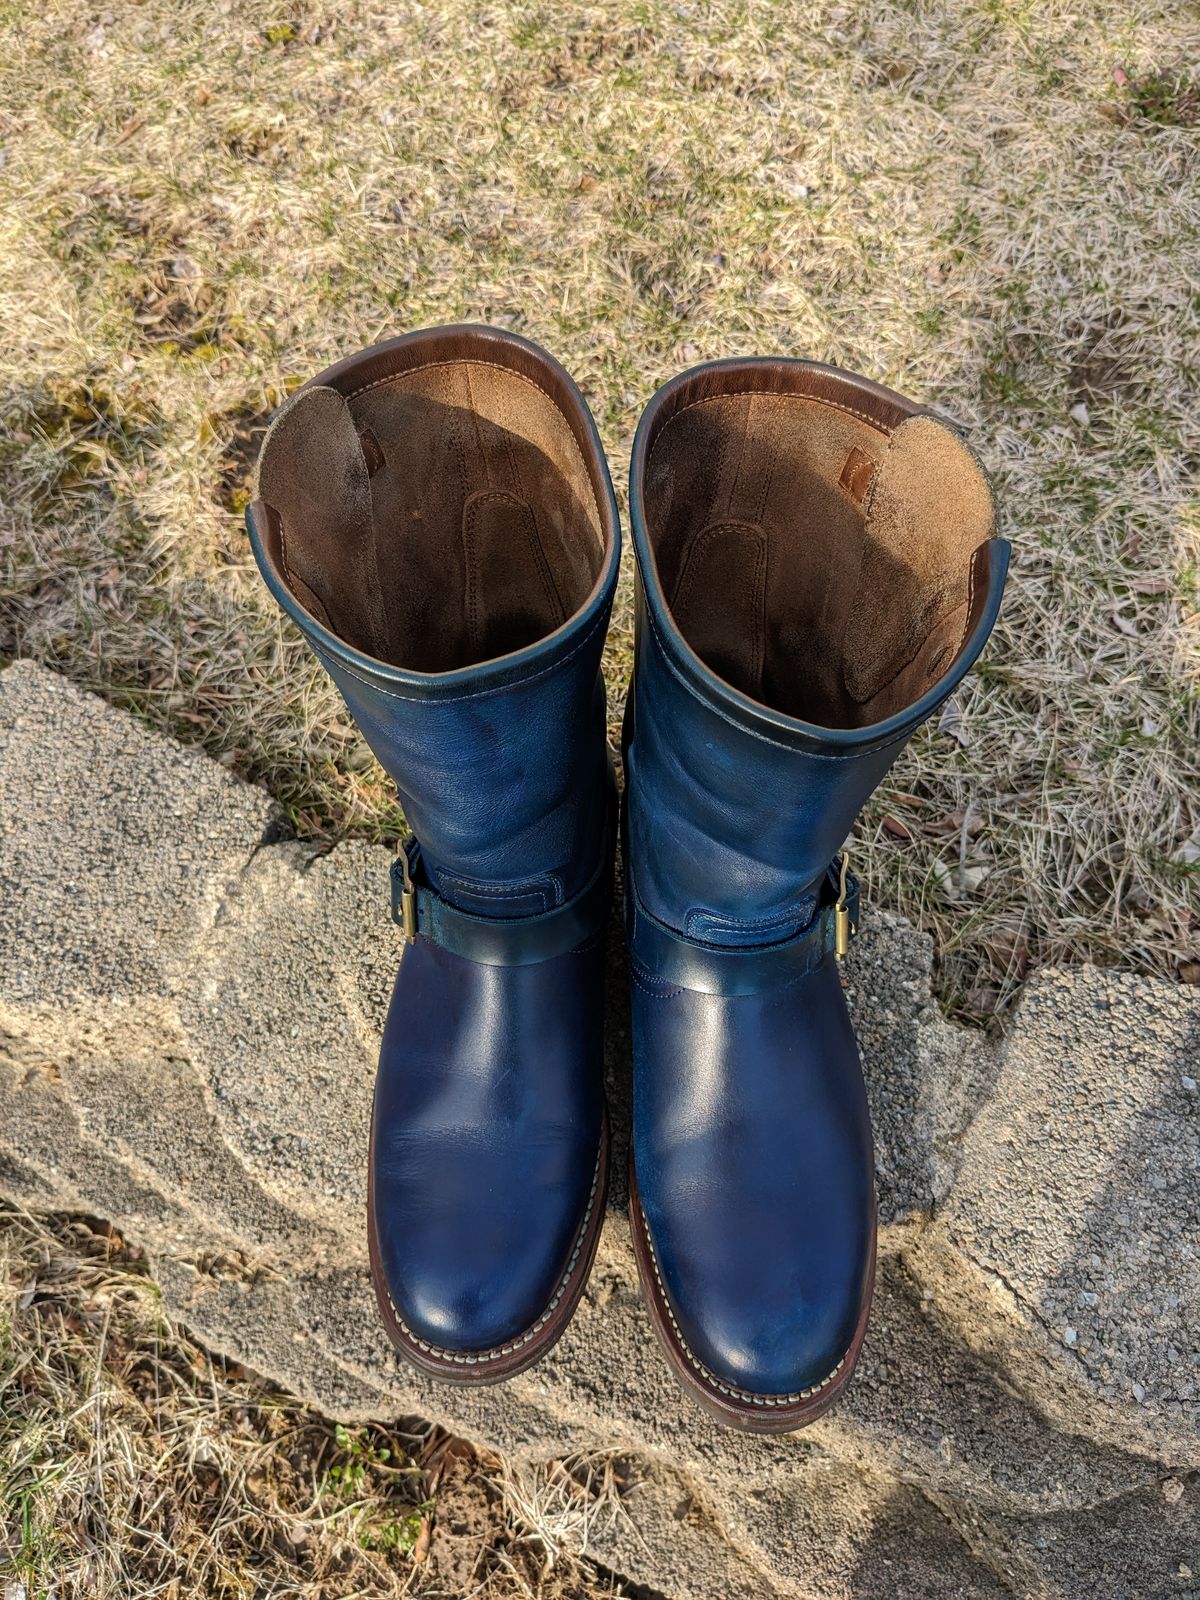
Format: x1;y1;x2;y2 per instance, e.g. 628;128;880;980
1181;1075;1197;1093
1132;1381;1146;1403
1161;1478;1184;1505
1063;1327;1077;1347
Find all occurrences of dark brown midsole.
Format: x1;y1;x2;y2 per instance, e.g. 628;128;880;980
367;1108;610;1385
628;1156;876;1432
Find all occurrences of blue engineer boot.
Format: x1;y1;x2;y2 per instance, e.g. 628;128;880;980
248;326;620;1381
623;358;1008;1430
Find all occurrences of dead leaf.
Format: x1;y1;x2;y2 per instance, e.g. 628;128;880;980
114;114;145;146
986;934;1030;978
1110;611;1138;637
1180;961;1200;985
1130;576;1169;595
412;1515;432;1563
883;815;914;841
925;808;985;839
965;982;1002;1016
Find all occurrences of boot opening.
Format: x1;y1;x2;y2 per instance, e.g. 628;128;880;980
640;366;996;728
251;331;612;673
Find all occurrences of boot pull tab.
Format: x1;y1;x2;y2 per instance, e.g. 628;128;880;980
834;852;856;960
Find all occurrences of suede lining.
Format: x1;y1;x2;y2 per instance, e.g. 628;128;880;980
643;389;994;728
255;358;606;672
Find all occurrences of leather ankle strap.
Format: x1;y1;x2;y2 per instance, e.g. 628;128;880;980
390;828;613;968
627;857;860;997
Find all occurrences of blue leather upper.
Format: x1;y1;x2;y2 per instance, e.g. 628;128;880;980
310;623;613;919
631;957;874;1393
374;930;606;1351
247;326;620;1359
392;820;613;967
624;358;1009;1404
623;608;889;1396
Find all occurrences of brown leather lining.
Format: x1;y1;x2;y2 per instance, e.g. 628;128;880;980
251;331;613;674
641;365;995;729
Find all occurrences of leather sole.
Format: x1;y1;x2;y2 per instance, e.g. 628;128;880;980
367;1107;610;1385
628;1156;875;1433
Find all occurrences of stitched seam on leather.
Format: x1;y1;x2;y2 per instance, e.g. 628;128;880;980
344;359;599;519
629;965;685;1000
684;899;817;941
629;946;838;1002
316;604;609;705
436;871;554;914
647;388;891;481
638;1207;850;1407
671;520;767;691
380;1142;602;1366
638;601;914;761
437;875;554;900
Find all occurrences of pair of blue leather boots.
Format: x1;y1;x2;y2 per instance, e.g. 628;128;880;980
248;326;1007;1432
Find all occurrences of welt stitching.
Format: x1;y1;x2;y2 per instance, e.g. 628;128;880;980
383;1143;601;1365
639;1207;850;1406
317;604;609;705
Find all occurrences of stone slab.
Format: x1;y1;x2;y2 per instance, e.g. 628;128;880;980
2;659;1197;1598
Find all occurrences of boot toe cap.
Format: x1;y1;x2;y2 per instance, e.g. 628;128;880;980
657;1252;868;1399
372;1127;602;1358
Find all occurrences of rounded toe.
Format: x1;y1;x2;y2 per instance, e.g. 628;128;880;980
373;1157;599;1359
660;1247;869;1399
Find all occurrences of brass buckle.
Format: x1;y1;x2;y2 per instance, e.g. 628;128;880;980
834;852;856;960
396;839;418;943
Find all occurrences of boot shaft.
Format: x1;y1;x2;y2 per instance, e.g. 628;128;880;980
248;327;620;916
625;359;1008;945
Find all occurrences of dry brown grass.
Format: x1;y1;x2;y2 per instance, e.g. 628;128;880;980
0;0;1197;1022
0;1205;636;1599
